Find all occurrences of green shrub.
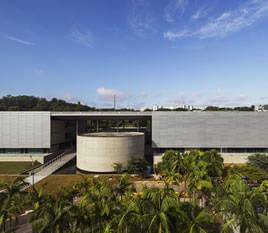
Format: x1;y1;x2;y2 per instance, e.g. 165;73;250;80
230;164;268;182
127;157;148;176
113;163;123;173
248;153;268;170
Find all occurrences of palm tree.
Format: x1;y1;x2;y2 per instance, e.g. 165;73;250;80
113;174;133;201
118;196;146;233
251;180;268;232
180;202;214;233
0;177;28;232
119;187;186;233
201;150;224;178
216;174;266;233
74;177;125;232
30;191;74;233
144;188;184;233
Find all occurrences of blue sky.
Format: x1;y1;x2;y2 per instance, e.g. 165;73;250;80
1;0;268;109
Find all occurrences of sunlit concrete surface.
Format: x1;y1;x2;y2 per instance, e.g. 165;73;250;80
77;132;145;172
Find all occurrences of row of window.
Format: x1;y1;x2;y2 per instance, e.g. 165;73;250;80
0;148;49;154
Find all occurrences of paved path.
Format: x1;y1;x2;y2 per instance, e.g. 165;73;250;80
23;152;76;188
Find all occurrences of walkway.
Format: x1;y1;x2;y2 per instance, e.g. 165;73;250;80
23;151;76;188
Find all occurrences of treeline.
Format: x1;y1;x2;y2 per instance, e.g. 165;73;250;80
144;106;258;112
0;95;136;112
0;95;266;112
0;95;94;111
204;105;256;111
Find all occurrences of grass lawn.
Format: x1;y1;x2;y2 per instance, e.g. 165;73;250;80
0;161;40;174
32;175;87;194
28;174;153;194
0;175;24;184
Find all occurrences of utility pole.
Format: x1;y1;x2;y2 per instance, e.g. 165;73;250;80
113;94;116;111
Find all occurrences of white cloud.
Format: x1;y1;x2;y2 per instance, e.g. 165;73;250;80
128;0;156;37
33;69;45;75
4;35;34;45
164;0;188;23
191;8;209;20
166;91;252;107
71;28;93;47
97;88;122;100
96;87;148;107
128;14;155;37
164;0;268;40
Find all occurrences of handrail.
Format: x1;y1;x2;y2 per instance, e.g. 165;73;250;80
30;150;73;175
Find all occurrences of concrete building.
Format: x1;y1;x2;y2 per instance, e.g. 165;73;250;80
0;111;268;167
77;132;144;172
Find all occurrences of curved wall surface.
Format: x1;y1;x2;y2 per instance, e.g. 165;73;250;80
77;132;144;172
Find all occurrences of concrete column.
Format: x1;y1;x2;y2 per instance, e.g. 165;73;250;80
76;120;79;136
116;119;119;132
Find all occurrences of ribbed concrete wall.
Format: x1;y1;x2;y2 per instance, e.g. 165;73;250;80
77;132;144;172
0;112;50;148
152;112;268;148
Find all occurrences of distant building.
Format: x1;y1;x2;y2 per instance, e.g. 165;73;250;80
153;105;160;111
254;105;268;112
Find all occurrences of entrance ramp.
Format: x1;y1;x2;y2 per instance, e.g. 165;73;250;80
23;151;76;188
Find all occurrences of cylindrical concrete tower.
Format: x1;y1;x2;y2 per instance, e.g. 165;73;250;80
77;132;144;172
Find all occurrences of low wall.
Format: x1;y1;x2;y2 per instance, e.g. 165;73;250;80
221;153;251;164
0;153;51;164
153;153;254;165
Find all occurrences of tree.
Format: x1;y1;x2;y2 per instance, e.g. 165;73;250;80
0;178;28;232
201;150;224;178
119;187;185;233
216;174;267;233
0;95;95;111
157;150;182;175
113;174;133;201
180;202;214;233
30;192;73;233
158;150;212;202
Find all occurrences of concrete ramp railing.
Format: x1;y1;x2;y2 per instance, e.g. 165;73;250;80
30;150;71;174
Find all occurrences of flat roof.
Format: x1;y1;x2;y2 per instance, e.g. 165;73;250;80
51;111;152;117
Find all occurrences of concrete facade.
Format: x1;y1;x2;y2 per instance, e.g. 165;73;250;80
77;132;145;172
0;112;50;148
1;111;268;165
152;112;268;149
